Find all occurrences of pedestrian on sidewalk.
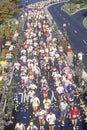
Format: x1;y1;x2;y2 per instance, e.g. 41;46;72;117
73;54;78;68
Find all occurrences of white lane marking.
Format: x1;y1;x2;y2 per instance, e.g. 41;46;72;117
63;18;65;20
60;14;61;16
74;30;77;33
83;40;87;44
61;7;63;10
68;22;70;26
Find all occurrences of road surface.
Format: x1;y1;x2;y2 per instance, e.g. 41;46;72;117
48;2;87;71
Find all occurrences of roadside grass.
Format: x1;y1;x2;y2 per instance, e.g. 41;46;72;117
0;48;9;59
63;3;76;14
0;79;5;90
85;17;87;23
83;17;87;27
63;2;87;15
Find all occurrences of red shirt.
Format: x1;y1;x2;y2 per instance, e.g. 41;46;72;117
69;108;80;118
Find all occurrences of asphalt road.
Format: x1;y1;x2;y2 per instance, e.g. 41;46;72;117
48;3;87;72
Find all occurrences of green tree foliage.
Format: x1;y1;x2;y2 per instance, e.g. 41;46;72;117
0;0;21;23
71;0;87;4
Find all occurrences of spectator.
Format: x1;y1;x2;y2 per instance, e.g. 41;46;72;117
73;54;78;68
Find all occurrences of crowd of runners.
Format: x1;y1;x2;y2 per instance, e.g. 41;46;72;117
11;1;87;130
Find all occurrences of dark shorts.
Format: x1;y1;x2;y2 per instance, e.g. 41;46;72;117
71;116;78;120
49;124;55;126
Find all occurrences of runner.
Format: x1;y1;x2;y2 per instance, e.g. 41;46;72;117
41;82;49;98
43;97;51;112
36;107;47;129
31;94;40;114
59;100;68;125
46;111;56;130
15;121;25;130
27;121;38;130
56;82;65;100
69;106;80;130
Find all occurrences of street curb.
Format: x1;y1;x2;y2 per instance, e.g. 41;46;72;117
83;17;87;28
62;3;87;16
44;2;59;24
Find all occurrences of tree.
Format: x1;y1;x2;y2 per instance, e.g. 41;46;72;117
0;0;21;23
71;0;87;4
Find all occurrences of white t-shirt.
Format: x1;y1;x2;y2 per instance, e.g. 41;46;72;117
21;49;26;55
60;102;68;111
31;97;40;105
15;123;25;130
14;62;20;70
20;55;27;63
36;109;46;119
29;83;37;90
46;113;56;125
27;125;37;130
78;52;83;61
27;90;35;100
64;79;71;86
56;86;64;94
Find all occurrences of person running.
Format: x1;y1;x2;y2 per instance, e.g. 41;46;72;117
46;111;56;130
43;97;51;112
36;107;47;129
59;100;68;125
15;121;25;130
27;121;38;130
69;106;80;130
41;82;49;98
56;82;65;100
31;94;40;114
